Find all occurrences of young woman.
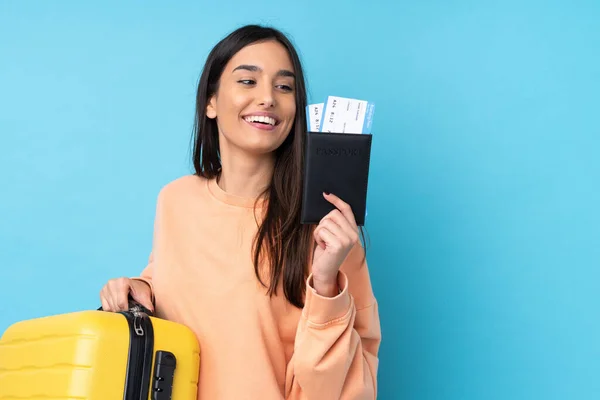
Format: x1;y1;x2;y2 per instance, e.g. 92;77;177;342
100;24;381;399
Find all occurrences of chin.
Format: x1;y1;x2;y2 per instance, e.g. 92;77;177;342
242;140;283;156
242;131;289;154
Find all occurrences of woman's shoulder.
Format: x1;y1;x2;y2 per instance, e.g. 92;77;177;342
162;173;206;191
156;174;209;204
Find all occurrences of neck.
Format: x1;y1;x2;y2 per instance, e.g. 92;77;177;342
217;144;275;199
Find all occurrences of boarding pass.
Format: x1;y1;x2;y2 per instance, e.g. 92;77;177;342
306;96;375;134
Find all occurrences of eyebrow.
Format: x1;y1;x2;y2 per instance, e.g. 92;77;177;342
232;64;295;78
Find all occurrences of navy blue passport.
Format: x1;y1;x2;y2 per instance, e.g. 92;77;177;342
300;132;373;226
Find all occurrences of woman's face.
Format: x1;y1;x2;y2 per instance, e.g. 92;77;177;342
206;40;296;156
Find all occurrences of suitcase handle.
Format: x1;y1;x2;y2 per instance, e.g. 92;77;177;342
97;294;154;317
127;296;154;316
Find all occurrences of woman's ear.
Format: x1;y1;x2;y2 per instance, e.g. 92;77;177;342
206;95;217;119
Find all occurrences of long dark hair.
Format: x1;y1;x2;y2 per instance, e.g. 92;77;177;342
191;25;313;307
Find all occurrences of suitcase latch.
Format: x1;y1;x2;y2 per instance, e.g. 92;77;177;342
152;351;177;400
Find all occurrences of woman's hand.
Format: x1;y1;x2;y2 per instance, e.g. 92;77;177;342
100;277;154;312
311;192;360;297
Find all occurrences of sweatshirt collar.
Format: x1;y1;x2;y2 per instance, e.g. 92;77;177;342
207;177;266;209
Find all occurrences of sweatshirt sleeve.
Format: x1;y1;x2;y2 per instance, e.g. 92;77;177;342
285;243;382;399
130;252;156;305
130;188;164;306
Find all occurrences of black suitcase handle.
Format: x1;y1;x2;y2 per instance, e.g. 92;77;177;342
97;294;154;317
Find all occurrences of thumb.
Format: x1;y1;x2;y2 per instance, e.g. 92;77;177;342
130;281;154;312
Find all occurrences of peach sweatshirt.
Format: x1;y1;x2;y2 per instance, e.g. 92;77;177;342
131;175;381;399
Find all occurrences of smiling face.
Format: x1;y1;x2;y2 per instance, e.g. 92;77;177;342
206;40;297;156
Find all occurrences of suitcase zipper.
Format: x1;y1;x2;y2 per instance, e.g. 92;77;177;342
122;310;154;400
133;311;144;336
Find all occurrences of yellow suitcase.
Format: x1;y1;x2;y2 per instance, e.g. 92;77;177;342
0;301;200;400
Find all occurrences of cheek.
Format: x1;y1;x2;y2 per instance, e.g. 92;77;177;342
218;91;248;118
281;97;296;121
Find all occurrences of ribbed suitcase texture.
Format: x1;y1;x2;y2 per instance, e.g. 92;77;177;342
0;307;200;400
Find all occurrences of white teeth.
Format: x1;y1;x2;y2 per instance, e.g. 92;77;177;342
244;115;276;126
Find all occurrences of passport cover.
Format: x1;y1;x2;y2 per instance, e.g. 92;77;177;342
301;132;372;225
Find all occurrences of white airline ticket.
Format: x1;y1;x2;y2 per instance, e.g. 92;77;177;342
319;96;375;134
306;103;324;132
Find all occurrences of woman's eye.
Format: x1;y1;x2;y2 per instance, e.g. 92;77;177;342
238;79;256;85
277;84;293;92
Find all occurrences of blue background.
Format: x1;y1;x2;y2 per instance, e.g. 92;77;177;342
1;1;599;398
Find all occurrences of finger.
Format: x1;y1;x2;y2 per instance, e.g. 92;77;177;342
138;295;154;312
105;292;116;311
322;217;358;249
101;286;116;311
321;209;358;240
100;295;110;312
109;279;128;311
313;226;326;249
105;282;115;310
131;282;154;312
319;218;348;242
107;289;119;311
323;192;358;229
116;287;130;311
315;226;343;251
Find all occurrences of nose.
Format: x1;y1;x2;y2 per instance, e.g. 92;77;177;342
258;82;275;108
